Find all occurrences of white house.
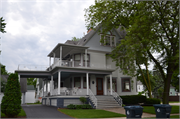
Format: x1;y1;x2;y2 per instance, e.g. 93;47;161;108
15;25;137;108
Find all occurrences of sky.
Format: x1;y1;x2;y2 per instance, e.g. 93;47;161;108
0;0;95;73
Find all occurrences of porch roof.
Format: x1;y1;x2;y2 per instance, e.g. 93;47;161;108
15;70;51;78
47;43;89;58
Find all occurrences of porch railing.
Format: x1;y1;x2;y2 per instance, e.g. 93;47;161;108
51;88;88;96
51;60;112;70
89;89;97;108
18;64;49;71
111;89;123;106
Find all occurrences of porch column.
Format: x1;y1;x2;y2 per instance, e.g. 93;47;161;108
49;57;51;67
42;80;44;97
18;74;20;82
86;73;89;95
46;80;48;96
53;52;55;64
51;75;53;96
59;46;62;66
23;93;26;104
58;71;61;95
104;77;107;95
110;74;112;95
37;79;40;97
85;49;87;67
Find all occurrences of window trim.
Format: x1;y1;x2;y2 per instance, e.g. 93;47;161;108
74;53;81;67
121;77;131;92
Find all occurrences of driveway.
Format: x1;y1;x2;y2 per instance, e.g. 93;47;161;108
22;105;73;118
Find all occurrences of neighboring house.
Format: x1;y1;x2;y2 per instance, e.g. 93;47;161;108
169;85;179;96
25;85;36;103
15;25;137;109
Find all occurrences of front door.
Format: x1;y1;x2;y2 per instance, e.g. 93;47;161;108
96;78;103;95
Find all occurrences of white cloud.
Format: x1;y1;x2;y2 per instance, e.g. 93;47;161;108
1;0;95;73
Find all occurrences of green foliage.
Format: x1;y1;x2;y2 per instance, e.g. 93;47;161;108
79;97;87;104
67;104;76;109
27;78;37;88
0;17;6;33
1;79;6;92
85;0;179;104
120;95;147;104
75;105;82;109
145;98;161;104
71;37;81;41
1;73;22;118
1;63;8;75
67;104;92;109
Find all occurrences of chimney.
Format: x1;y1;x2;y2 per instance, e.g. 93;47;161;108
87;28;92;34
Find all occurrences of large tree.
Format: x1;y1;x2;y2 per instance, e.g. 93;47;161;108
85;0;179;104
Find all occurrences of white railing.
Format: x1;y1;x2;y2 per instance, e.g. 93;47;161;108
51;88;88;96
89;89;97;108
50;60;112;70
18;64;49;71
111;89;123;106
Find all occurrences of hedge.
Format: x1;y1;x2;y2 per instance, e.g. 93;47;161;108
145;98;161;104
120;95;147;104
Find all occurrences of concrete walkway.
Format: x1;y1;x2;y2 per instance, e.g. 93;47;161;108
22;105;73;118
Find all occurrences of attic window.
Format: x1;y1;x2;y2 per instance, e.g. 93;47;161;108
84;39;86;42
100;34;116;47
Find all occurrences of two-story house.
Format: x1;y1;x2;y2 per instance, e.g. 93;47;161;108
15;25;137;109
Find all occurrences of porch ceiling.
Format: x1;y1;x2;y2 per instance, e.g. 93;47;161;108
15;70;51;78
47;43;89;58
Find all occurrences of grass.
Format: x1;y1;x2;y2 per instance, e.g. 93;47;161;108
142;106;179;114
58;109;126;118
1;107;26;118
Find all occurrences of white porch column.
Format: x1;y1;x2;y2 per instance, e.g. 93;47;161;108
58;71;61;95
51;75;53;96
110;74;112;95
18;74;20;82
49;57;51;67
104;77;107;95
85;49;87;67
42;80;44;97
46;80;48;96
86;73;89;95
53;53;55;64
23;93;26;104
60;46;62;66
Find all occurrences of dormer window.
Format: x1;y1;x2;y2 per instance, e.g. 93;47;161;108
100;33;116;47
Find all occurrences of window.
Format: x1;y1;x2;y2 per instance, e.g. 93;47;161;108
122;78;131;92
83;77;90;88
100;34;116;47
74;54;81;67
107;77;117;92
83;54;90;67
74;77;81;88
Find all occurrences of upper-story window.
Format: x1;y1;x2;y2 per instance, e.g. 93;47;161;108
100;32;116;47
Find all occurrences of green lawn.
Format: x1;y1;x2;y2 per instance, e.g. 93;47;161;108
1;107;26;118
143;115;179;118
143;106;179;114
59;109;126;118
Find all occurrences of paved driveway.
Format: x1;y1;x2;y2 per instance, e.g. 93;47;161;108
22;105;73;118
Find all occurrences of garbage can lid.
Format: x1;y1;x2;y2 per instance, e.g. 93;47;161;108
124;105;143;109
153;104;172;107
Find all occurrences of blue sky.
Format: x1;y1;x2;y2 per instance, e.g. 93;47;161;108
0;0;94;73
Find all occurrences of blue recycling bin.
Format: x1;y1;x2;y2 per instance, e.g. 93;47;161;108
153;104;172;118
124;106;144;118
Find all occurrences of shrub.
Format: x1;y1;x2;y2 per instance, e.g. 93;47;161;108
67;104;75;109
85;104;92;109
80;97;87;104
146;98;161;104
120;95;147;104
75;105;82;109
1;73;22;118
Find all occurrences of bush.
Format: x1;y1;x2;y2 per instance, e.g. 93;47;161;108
1;73;22;118
75;105;82;109
80;97;87;104
67;104;75;109
120;95;147;104
85;104;92;109
146;98;161;104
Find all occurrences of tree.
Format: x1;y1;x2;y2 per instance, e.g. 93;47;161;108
1;73;22;118
72;37;81;41
1;63;8;75
85;1;179;104
0;17;6;33
27;78;37;88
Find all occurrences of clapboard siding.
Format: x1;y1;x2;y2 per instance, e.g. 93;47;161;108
51;99;57;106
42;99;46;105
64;99;83;106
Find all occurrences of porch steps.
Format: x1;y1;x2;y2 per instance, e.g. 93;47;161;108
96;95;121;109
